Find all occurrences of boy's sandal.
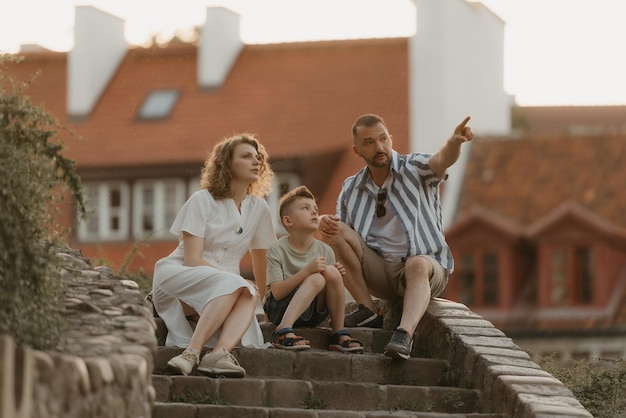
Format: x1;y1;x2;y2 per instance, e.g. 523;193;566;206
272;327;311;351
329;329;364;353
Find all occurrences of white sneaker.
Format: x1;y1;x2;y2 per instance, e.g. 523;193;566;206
167;349;199;375
197;348;246;378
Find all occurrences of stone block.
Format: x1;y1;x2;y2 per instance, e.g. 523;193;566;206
384;384;431;411
154;346;183;371
351;352;389;383
310;381;383;410
151;375;173;402
84;357;114;390
478;354;541;370
152;402;197;418
264;378;312;408
0;335;34;418
513;393;593;418
271;407;318;417
492;374;572;417
294;351;352;382
480;365;553;413
430;386;480;413
440;317;496;329
236;348;295;379
170;375;219;403
385;358;449;387
458;335;520;350
196;404;269;417
447;325;507;338
219;378;265;406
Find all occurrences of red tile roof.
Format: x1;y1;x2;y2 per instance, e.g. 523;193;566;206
457;134;626;231
513;105;626;137
9;38;410;213
457;133;626;332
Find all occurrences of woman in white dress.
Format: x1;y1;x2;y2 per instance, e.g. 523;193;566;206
152;133;276;377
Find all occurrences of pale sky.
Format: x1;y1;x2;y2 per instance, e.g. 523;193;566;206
1;0;625;106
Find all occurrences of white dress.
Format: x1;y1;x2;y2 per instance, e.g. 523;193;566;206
152;189;276;348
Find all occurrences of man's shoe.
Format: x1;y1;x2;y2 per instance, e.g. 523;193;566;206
344;304;383;328
167;349;199;375
384;328;413;360
197;348;246;378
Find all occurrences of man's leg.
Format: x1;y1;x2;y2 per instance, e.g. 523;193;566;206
397;256;433;335
384;255;446;360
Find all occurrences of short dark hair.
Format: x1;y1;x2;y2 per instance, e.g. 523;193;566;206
351;114;387;143
279;185;315;226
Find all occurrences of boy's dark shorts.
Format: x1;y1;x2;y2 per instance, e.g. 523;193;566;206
263;286;329;327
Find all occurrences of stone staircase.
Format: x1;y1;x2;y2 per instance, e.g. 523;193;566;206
149;299;592;417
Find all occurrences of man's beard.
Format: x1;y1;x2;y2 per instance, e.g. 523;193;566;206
367;152;390;168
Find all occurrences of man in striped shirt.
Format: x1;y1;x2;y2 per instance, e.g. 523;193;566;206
319;113;474;360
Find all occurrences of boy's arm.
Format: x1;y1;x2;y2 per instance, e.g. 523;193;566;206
270;257;326;301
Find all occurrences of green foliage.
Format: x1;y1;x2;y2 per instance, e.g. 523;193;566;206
0;53;86;349
390;399;433;413
118;234;154;297
300;393;325;410
540;356;626;418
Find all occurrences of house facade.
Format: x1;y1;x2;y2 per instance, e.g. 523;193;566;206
7;2;623;361
8;1;506;276
444;110;626;360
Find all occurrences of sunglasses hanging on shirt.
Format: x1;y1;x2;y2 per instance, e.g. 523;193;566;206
376;188;387;218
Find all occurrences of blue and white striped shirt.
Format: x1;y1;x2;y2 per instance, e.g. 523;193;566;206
336;151;454;272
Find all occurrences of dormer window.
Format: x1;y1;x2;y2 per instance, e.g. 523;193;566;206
455;250;500;308
550;246;594;305
139;89;179;120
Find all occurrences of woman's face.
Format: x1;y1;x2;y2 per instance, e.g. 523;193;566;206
230;143;261;184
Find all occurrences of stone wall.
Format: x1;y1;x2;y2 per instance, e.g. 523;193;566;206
0;247;157;418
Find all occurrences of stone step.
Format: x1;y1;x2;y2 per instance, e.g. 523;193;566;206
155;346;452;387
152;402;508;418
152;375;485;414
155;317;427;357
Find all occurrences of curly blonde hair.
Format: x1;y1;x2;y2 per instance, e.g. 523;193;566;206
200;133;274;199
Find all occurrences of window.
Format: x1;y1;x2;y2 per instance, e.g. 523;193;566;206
133;179;186;239
575;248;593;303
483;253;499;306
78;178;196;242
457;254;475;306
78;173;302;242
550;246;594;305
267;172;301;235
550;249;569;304
138;89;179;120
78;182;130;241
454;250;500;308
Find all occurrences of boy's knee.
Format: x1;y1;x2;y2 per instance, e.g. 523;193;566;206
303;273;326;290
322;265;343;285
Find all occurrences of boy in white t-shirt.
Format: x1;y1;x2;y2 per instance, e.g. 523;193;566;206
264;186;364;352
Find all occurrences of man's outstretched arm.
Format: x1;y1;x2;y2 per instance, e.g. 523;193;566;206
429;116;475;179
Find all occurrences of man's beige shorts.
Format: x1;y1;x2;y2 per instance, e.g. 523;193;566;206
359;239;448;301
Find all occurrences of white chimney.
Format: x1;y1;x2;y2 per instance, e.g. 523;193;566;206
68;6;127;117
408;0;512;227
198;7;243;89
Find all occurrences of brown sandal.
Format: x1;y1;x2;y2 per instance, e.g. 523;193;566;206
272;327;310;350
329;329;364;353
